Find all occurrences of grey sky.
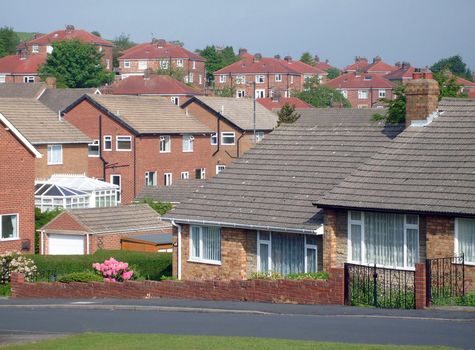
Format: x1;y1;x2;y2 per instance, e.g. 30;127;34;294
1;0;473;69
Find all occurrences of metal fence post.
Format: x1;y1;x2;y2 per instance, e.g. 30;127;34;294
373;263;378;307
462;253;465;303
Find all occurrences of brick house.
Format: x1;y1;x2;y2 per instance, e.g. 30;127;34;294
0;109;42;253
17;25;114;71
343;56;398;75
118;39;206;91
102;73;202;106
384;62;416;85
39;204;171;255
62;94;213;204
213;54;328;99
0;98;91;180
325;72;394;108
163;108;402;280
316;81;475;288
181;96;278;176
257;96;312;111
0;54;46;84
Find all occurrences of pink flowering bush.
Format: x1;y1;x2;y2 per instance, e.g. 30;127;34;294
92;257;134;282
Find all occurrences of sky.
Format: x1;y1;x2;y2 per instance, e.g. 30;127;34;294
1;0;474;69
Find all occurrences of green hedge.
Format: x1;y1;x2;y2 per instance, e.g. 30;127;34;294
28;250;172;281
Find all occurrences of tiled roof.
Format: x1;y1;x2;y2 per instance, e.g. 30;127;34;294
25;29;113;47
184;96;278;131
68;94;212;134
120;41;204;61
39;88;98;112
215;57;325;75
104;75;202;96
122;233;172;245
366;60;398;73
0;83;46;98
315;61;334;71
343;59;369;72
136;179;207;203
384;66;415;80
0;98;90;144
257;97;312;111
296;108;388;126
325;72;393;89
164;110;403;232
456;77;475;87
0;54;46;74
317;98;475;216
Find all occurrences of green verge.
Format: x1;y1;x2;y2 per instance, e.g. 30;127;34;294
0;333;456;350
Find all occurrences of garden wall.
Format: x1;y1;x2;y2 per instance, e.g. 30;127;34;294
10;268;345;305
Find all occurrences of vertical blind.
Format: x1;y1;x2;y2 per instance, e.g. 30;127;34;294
458;218;475;263
190;226;221;262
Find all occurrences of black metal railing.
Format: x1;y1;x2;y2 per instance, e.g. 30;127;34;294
426;254;465;306
344;263;416;309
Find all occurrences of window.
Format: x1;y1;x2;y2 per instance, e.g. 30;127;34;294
23;76;35;83
275;74;282;82
106;59;110;70
88;140;100;157
145;171;157;186
95;189;117;207
190;226;221;264
46;45;53;54
236;90;245;98
340;90;348;99
456;218;475;264
358;90;369;99
290;75;294;84
164;173;172;186
116;136;132;151
378;89;386;98
188;73;193;83
0;214;18;240
235;75;246;84
160;135;171;153
32;45;39;53
124;60;131;68
216;165;226;174
255;89;265;98
219;75;227;83
199;74;202;85
0;75;5;83
256;131;265;143
255;75;265;83
210;133;217;145
98;46;103;52
138;60;147;70
47;145;62;165
160;60;169;69
182;134;194;152
183;75;189;83
103;135;112;151
257;231;318;275
171;96;180;105
304;75;312;82
195;168;206;179
221;132;235;145
181;171;189;180
348;211;419;269
176;59;184;67
110;175;121;203
192;61;196;70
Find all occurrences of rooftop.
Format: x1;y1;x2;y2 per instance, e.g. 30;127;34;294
120;40;204;61
24;27;113;47
104;75;202;96
136;179;207;204
0;54;46;74
257;97;312;111
0;83;46;98
48;174;118;192
325;72;394;89
38;88;99;113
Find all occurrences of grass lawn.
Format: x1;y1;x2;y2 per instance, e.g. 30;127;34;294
0;333;456;350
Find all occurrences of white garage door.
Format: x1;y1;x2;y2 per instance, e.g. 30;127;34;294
48;234;85;255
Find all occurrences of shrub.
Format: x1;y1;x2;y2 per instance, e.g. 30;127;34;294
0;251;37;283
160;275;177;281
58;271;103;283
249;271;282;280
286;272;329;280
0;283;10;296
93;257;134;282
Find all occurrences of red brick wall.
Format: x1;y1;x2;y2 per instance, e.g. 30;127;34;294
0;121;36;253
3;75;40;84
339;88;393;108
11;269;345;305
34;144;89;180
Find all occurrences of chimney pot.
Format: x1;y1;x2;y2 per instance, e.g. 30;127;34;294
314;55;320;63
373;55;382;63
284;56;292;61
45;77;56;89
254;53;262;62
274;54;281;60
405;78;439;128
239;48;248;56
65;25;75;33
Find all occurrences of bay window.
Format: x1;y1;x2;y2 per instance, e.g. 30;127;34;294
348;211;419;269
455;218;475;264
190;226;221;264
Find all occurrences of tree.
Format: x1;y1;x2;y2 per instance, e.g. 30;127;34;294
196;45;240;82
0;26;19;57
39;40;114;88
300;52;315;66
112;33;136;68
430;55;472;81
141;198;173;215
214;86;235;97
277;103;301;126
35;207;62;253
326;67;340;80
433;71;466;98
293;77;351;108
169;40;184;47
372;84;406;125
91;30;101;37
155;66;186;82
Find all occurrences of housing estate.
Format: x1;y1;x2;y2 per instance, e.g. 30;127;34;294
62;94;213;204
181;96;278;176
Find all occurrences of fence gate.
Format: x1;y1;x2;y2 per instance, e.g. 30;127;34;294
344;263;416;309
426;255;465;306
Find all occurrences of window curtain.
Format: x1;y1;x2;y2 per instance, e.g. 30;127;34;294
201;226;221;261
458;218;475;262
271;232;305;275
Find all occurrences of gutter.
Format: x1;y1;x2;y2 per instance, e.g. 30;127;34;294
171;220;182;280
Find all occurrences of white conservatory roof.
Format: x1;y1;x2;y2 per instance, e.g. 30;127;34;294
47;174;118;192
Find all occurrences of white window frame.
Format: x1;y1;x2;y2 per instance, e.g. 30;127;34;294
189;225;221;265
216;165;226;174
138;60;147;70
340;89;348;99
47;144;63;165
378;89;386;98
358;90;369;99
256;131;265;143
235;75;246;85
255;75;265;83
124;60;131;68
0;75;5;84
348;211;419;270
199;74;202;85
32;45;39;53
182;134;194;152
116;135;132;151
88;139;100;157
188;73;193;83
210;133;217;145
236;90;245;98
219;75;227;83
255;89;265;99
110;174;121;204
176;59;184;67
171;96;180;105
103;135;112;151
0;213;19;241
275;74;282;82
305;235;318;273
160;135;171;153
160;60;169;69
46;45;53;54
192;61;196;70
164;172;172;186
23;76;35;83
145;171;157;186
195;168;206;179
181;171;190;180
455;218;475;265
290;75;294;84
221;132;235;145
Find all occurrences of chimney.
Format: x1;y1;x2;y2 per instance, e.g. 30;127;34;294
284;56;292;62
405;75;439;128
314;55;320;63
239;48;248;56
65;25;75;33
373;55;382;63
412;67;432;80
45;77;56;89
274;54;281;60
143;68;154;80
157;39;166;47
253;53;262;62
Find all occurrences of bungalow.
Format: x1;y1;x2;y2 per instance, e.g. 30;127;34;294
39;204;171;255
181;96;278;176
163;108;403;280
62;94;213;204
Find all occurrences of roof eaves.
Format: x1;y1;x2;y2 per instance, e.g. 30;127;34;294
0;112;42;158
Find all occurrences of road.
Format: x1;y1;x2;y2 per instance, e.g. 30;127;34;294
0;298;473;349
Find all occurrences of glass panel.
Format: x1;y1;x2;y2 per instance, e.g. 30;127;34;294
1;215;17;239
351;224;362;262
202;226;220;261
406;215;419;226
191;227;201;258
306;235;317;246
306;248;317;273
259;231;270;241
259;243;269;272
271;232;305;275
350;211;362;221
406;228;419;267
458;218;475;262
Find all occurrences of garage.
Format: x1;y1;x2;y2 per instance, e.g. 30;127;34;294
48;234;85;255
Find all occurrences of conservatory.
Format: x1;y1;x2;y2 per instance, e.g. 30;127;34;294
35;183;89;212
